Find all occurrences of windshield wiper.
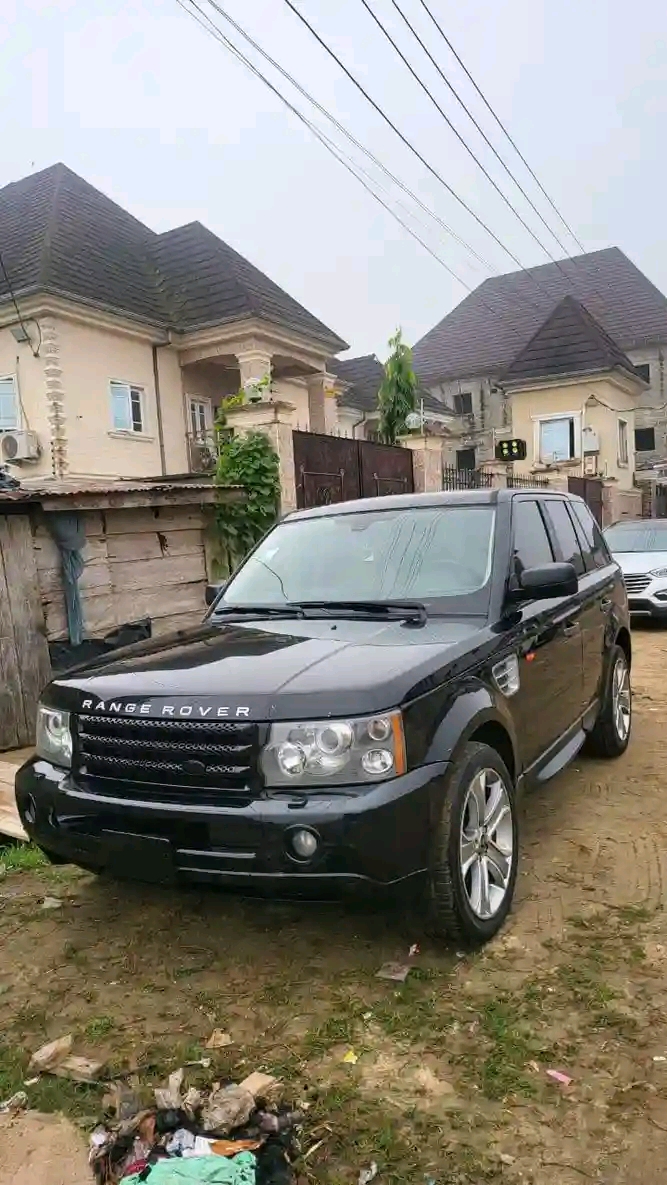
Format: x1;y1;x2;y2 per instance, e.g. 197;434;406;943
211;603;306;619
293;599;428;625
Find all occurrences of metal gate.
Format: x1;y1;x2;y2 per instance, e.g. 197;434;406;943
293;432;414;509
0;513;51;749
567;476;603;525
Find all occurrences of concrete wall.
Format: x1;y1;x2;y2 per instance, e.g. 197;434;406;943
510;375;638;489
1;318;191;480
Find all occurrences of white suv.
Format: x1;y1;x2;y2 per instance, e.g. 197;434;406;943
604;519;667;619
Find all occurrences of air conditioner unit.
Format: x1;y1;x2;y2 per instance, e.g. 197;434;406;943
0;430;41;463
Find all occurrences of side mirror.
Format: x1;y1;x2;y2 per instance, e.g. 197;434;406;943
508;562;578;603
205;581;226;607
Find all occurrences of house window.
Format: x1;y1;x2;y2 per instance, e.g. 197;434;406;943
635;426;655;452
635;363;650;383
618;418;629;465
110;381;145;433
0;376;18;430
456;447;476;470
189;398;211;440
537;415;578;463
453;392;473;416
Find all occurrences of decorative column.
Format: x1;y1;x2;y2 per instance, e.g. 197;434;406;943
42;318;68;478
306;371;338;435
236;348;273;394
399;434;443;493
224;400;297;514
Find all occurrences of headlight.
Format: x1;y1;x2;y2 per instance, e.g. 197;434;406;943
650;568;667;578
35;705;72;768
261;711;406;787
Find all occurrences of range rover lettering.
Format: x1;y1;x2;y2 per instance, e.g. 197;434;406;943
16;489;631;945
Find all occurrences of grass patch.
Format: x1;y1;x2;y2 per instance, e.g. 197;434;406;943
0;843;48;874
84;1015;115;1041
0;1041;103;1120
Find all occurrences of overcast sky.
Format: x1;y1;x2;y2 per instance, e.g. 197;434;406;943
1;0;665;358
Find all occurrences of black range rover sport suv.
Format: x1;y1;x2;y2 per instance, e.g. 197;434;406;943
16;488;631;945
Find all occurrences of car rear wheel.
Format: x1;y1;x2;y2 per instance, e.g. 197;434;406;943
586;644;631;758
430;741;518;946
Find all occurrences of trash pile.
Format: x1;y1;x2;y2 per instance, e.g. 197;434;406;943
89;1069;301;1185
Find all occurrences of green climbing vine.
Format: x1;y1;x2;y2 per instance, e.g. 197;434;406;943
214;427;281;577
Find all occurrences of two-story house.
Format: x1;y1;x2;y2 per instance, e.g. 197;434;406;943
0;164;348;482
412;247;667;469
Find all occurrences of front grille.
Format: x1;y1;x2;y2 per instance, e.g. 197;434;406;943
624;574;651;595
74;714;260;796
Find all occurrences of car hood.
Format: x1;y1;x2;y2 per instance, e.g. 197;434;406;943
612;550;667;575
45;615;489;721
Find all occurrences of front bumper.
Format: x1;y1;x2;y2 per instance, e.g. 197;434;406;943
15;759;449;896
627;584;667;618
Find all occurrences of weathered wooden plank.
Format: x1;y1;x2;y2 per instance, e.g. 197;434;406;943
151;611;206;637
33;533;108;571
0;516;51;746
38;561;112;595
38;489;234;513
110;553;206;592
114;583;206;623
103;506;206;535
44;592;117;642
106;529;204;563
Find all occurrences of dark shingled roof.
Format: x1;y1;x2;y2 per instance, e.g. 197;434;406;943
412;247;667;386
0;163;346;350
499;297;646;387
330;353;445;414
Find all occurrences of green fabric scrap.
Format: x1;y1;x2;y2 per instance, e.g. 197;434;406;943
122;1151;256;1184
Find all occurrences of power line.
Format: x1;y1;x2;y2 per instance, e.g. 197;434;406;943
175;0;474;293
280;0;538;275
177;0;536;338
199;0;492;273
415;0;585;253
0;250;40;357
385;0;572;257
359;0;565;267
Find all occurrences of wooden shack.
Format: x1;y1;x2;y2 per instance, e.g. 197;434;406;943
0;478;241;750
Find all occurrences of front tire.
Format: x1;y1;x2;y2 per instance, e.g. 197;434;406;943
430;742;518;947
586;644;631;758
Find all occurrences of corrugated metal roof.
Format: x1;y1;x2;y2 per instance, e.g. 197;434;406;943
0;476;234;503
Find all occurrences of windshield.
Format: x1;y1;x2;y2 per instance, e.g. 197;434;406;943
222;505;496;608
604;523;667;553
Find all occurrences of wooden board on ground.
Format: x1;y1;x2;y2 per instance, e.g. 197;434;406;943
0;515;51;749
0;751;30;841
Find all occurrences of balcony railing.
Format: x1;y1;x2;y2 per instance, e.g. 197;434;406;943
186;430;219;474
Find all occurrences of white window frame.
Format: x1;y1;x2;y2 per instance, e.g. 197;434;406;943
187;396;213;440
532;411;582;464
618;417;629;466
0;374;19;432
109;380;147;436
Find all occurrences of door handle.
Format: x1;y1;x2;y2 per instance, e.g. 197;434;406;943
600;598;612;611
562;623;579;637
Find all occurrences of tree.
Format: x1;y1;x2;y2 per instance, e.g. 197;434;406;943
377;328;417;445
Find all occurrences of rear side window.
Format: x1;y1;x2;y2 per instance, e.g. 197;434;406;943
544;500;585;576
511;499;554;575
570;501;611;569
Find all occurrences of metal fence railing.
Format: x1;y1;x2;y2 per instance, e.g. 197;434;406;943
442;466;494;490
506;473;550;489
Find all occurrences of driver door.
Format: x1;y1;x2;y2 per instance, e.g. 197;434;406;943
507;498;584;769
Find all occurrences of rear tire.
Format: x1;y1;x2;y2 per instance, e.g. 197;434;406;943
430;742;518;947
586;645;631;758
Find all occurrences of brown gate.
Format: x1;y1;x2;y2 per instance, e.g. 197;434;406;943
0;513;51;749
568;476;603;526
293;432;413;509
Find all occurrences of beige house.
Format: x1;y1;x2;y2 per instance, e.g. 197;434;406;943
499;297;647;492
0;164;348;483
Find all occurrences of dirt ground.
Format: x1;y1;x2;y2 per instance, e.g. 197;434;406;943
2;626;667;1183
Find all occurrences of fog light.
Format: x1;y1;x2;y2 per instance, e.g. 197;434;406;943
290;828;319;860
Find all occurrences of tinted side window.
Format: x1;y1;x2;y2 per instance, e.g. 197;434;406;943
512;499;554;575
570;501;611;569
544;500;585;575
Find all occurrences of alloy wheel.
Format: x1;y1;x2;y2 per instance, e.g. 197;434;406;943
612;655;631;742
459;768;514;920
